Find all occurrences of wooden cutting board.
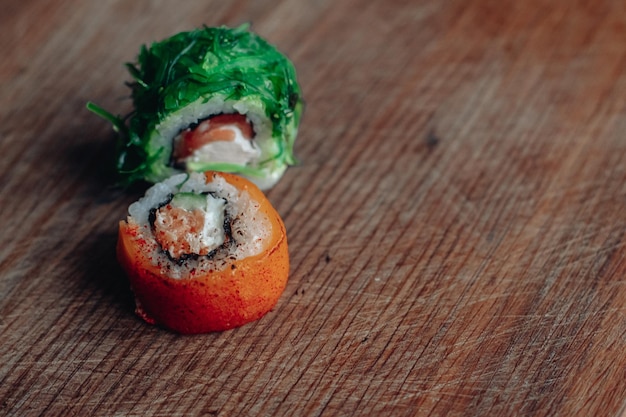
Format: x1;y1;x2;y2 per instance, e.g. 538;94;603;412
2;0;626;415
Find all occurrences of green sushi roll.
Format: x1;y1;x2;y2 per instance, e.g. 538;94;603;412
88;24;303;189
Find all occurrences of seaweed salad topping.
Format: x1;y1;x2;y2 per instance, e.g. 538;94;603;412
88;24;303;188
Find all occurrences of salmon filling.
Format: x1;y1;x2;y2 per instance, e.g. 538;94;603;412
151;192;227;260
172;113;260;167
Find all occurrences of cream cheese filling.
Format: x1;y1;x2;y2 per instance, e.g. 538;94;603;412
183;124;261;166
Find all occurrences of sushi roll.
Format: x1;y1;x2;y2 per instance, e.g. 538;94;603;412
89;24;303;190
116;171;289;333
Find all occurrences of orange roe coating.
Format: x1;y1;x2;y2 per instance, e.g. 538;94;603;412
116;172;289;334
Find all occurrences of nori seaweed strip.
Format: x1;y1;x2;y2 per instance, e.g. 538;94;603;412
148;192;236;265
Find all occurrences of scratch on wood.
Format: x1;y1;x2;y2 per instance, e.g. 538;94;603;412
426;130;440;150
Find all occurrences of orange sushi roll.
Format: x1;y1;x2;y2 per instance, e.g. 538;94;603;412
117;171;289;334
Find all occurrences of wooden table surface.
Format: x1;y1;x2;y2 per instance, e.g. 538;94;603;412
3;0;626;415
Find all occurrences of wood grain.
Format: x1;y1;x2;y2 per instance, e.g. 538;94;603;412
2;0;626;415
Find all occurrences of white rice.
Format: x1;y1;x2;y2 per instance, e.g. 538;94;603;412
127;172;271;279
146;95;286;189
